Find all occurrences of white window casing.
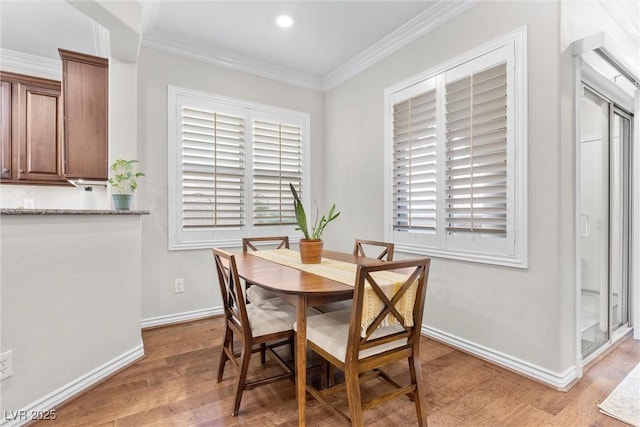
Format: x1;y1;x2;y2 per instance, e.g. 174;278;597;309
384;27;528;268
168;87;310;250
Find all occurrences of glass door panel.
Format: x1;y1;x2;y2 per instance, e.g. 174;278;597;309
580;86;610;357
610;110;630;332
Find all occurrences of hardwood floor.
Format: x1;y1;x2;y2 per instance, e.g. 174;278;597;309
35;317;639;426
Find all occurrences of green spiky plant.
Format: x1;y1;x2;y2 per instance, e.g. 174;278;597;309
290;183;340;240
108;159;145;195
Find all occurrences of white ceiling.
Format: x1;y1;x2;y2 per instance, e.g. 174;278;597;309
0;0;472;88
144;1;438;78
1;1;638;90
142;0;481;89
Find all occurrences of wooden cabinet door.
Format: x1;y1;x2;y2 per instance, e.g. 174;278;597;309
60;49;108;180
0;80;11;180
14;80;64;182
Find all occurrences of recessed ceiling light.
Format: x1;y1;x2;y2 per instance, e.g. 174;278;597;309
275;14;293;29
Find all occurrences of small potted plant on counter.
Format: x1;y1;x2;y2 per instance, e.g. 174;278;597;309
108;159;145;210
290;183;340;264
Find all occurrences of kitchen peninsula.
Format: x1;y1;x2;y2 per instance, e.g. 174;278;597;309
0;210;148;416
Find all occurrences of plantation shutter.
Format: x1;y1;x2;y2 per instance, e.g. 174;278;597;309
444;63;508;236
181;107;245;229
392;87;438;232
252;119;302;225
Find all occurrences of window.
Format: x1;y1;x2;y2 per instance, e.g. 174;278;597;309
168;87;309;250
384;28;527;267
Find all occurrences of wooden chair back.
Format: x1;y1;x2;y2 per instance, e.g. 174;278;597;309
213;248;250;337
348;258;429;363
242;236;289;252
241;237;289;303
353;239;394;261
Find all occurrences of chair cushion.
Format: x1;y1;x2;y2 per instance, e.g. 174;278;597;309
246;285;279;303
294;309;407;363
247;299;322;337
247;299;296;337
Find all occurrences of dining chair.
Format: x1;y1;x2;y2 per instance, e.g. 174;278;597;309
299;257;431;426
242;236;289;303
314;239;395;313
353;238;395;261
213;248;297;416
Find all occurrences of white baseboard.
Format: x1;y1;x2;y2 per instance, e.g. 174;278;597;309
141;307;223;329
1;345;144;427
423;324;578;390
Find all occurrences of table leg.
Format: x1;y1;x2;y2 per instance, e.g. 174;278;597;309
296;295;307;427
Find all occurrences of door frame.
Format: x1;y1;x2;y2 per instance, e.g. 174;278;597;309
573;34;639;376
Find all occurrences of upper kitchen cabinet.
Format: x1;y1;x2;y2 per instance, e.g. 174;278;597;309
59;49;108;180
0;72;65;183
0;80;11;180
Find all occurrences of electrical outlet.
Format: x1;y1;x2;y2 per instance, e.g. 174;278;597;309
174;278;185;293
0;350;13;380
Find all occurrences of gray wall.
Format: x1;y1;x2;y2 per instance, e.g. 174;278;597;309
323;0;570;375
136;48;325;322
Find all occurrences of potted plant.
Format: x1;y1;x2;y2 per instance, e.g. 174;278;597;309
290;183;340;264
108;159;145;210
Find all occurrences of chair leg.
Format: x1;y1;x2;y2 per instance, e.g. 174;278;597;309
217;327;232;383
408;354;427;427
327;364;336;387
320;360;336;388
231;341;253;416
320;359;328;388
290;336;295;365
344;363;363;426
260;343;267;364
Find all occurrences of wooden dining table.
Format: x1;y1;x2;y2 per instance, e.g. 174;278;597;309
232;249;385;426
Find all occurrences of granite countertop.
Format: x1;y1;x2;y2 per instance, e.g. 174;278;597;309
0;208;150;216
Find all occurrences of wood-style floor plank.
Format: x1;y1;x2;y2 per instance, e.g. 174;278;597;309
33;317;639;426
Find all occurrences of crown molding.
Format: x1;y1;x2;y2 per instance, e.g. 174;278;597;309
140;0;159;36
92;22;111;58
598;0;640;46
322;0;477;91
0;49;61;80
140;0;476;92
142;31;325;91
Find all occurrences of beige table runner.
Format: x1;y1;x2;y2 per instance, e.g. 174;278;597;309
248;249;417;335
